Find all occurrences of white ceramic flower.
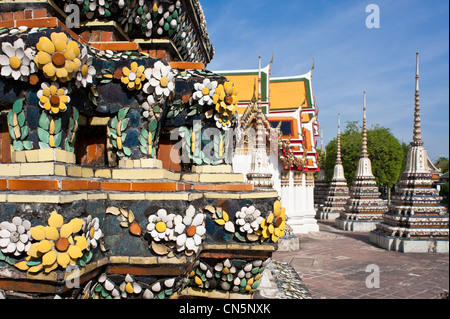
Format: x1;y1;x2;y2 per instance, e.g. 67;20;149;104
193;78;218;106
147;209;176;242
0;38;36;81
0;217;32;256
143;60;175;101
173;205;206;253
236;206;263;234
214;113;232;131
83;215;102;250
119;274;142;297
75;46;96;88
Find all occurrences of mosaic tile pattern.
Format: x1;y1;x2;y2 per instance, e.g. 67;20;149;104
270;259;314;299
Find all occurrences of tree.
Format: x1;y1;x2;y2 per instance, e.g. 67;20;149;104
435;157;449;174
325;121;404;190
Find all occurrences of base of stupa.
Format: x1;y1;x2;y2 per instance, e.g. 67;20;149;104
315;211;340;220
335;218;379;232
369;231;449;253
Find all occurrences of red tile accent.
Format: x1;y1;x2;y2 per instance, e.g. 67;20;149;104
2;12;13;21
100;31;114;42
1;125;12;163
192;184;215;191
8;179;59;191
0;179;7;190
61;180;87;191
0;20;14;28
15;17;58;28
91;42;139;51
215;184;254;191
33;9;47;19
131;182;177;192
101;182;131;191
90;30;101;42
13;11;25;21
24;9;33;19
170;62;204;70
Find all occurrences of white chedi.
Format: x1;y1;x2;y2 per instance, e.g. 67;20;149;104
173;205;206;254
193;78;218;106
0;217;32;256
0;38;36;81
235;206;263;234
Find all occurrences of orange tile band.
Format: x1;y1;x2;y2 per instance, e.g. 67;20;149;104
0;178;253;192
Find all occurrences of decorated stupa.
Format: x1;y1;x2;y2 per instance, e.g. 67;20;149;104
316;114;349;220
370;53;449;253
335;92;388;231
0;0;286;299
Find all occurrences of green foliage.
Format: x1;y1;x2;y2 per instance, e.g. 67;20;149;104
435;157;449;174
325;121;404;188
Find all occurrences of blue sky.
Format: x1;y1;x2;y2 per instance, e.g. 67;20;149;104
201;0;449;162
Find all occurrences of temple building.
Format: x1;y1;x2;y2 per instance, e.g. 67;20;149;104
0;0;286;299
313;130;329;211
316;114;350;220
216;59;321;234
335;92;388;231
369;53;449;253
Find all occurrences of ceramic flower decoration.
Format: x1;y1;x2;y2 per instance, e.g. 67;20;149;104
0;38;36;81
119;274;142;297
174;205;206;254
15;211;88;273
257;200;286;243
83;216;102;250
147;209;176;242
193;78;218;106
213;81;238;130
0;217;32;257
121;61;146;91
235;206;263;234
75;46;96;88
37;82;70;114
143;60;175;101
34;32;82;82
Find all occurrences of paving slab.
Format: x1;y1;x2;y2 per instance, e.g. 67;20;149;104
273;220;449;299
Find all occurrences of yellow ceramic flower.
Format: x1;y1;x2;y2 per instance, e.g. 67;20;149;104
34;32;82;82
37;82;70;114
258;200;286;243
16;211;88;273
121;62;146;90
213;81;239;129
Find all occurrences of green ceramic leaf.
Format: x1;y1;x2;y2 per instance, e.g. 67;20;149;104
140;145;148;154
110;116;118;130
120;118;129;131
23;140;33;150
37;127;50;143
234;232;246;242
26;259;42;267
39;142;50;149
20;126;28;140
139;134;147;147
141;128;149;139
148;119;158;133
39;112;50;130
111;139;117;149
54;132;62;147
7;110;14;127
118;107;129;121
8;126;16;140
54;118;62;133
18;111;26;127
13;140;24;151
12;98;24;114
123;146;131;156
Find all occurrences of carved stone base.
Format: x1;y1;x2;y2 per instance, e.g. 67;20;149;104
369;231;449;253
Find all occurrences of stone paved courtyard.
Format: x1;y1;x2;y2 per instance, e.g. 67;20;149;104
273;220;449;299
